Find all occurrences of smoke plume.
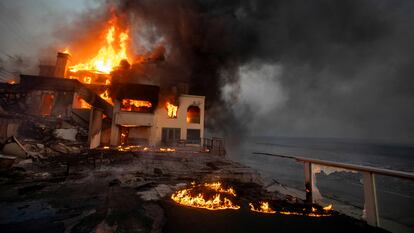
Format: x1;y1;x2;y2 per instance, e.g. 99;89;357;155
2;0;414;143
115;0;414;143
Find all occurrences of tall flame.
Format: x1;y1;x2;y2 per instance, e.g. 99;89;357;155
166;102;178;118
69;21;129;74
249;202;276;214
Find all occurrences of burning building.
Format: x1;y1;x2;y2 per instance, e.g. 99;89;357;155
15;50;205;148
2;15;205;148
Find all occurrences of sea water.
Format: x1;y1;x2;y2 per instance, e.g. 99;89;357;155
227;137;414;233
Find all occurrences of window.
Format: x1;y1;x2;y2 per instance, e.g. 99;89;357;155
161;128;181;145
186;106;200;123
40;92;55;116
187;129;201;144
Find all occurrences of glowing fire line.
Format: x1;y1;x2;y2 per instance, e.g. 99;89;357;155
171;182;333;217
249;202;276;214
171;182;240;210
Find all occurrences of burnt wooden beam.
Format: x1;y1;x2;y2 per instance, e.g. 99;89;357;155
19;75;113;117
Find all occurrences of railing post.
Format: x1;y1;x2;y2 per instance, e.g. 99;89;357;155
363;172;380;227
304;161;314;204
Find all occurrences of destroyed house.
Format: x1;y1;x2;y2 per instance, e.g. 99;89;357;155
1;52;205;148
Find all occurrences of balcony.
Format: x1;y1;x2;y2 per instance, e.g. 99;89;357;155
115;111;154;126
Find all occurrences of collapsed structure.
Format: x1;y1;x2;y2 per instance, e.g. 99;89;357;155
0;51;205;148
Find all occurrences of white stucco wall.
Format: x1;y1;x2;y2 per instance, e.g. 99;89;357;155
151;95;205;145
110;94;205;146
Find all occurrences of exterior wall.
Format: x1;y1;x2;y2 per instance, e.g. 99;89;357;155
151;95;205;146
115;112;154;126
108;94;205;146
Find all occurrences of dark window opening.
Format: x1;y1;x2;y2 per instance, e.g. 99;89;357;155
121;99;152;113
40;93;55;116
187;106;200;123
161;128;181;146
187;129;201;144
120;126;150;145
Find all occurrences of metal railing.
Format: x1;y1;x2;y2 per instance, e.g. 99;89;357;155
253;152;414;227
203;137;226;156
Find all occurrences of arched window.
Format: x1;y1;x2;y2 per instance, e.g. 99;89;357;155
187;106;200;123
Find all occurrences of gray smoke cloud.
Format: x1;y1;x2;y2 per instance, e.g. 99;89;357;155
199;0;414;143
1;0;414;143
0;0;101;72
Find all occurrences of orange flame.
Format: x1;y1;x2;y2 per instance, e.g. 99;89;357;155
171;191;240;211
79;99;91;109
249;202;276;214
323;204;333;211
68;18;130;74
171;182;240;210
121;99;152;111
166;102;178;118
160;148;176;152
278;204;333;217
100;90;114;105
204;182;236;196
83;76;92;84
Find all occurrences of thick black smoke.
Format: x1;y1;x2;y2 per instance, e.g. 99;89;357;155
115;0;414;143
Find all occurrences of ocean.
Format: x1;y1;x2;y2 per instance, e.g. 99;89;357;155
227;137;414;233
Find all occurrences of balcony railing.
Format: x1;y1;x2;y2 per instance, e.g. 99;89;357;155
253;152;414;228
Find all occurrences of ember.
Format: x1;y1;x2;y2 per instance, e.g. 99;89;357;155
323;204;333;211
116;145;143;151
160;148;176;152
279;204;334;217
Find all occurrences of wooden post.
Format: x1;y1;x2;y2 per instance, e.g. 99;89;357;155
304;161;314;204
363;172;380;227
88;107;103;149
109;100;120;146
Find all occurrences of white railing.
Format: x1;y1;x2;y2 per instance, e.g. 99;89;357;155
253;152;414;227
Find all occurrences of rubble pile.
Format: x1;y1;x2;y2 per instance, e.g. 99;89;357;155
0;111;88;170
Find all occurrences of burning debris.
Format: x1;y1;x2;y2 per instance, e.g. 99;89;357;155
249;201;276;214
171;181;334;217
171;182;240;210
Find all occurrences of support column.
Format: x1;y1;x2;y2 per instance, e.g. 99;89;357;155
363;172;380;227
109;100;120;146
304;162;314;204
88;107;103;149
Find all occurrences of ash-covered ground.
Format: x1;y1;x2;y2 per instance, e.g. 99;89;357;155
0;147;387;233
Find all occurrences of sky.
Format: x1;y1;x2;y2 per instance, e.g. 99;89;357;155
0;0;100;66
0;0;413;144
